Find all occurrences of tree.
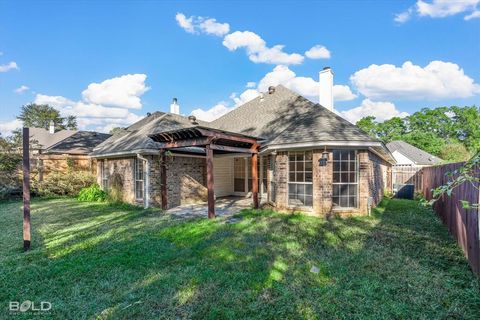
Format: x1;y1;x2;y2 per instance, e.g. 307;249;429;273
17;104;77;131
109;127;125;135
355;105;480;160
439;143;472;162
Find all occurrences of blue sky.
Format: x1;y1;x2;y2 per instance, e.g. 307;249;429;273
0;0;479;134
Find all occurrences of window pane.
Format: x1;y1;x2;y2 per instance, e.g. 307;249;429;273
296;162;304;172
296;153;304;161
289;173;296;182
305;184;312;195
341;173;348;183
305;151;312;160
349;161;356;171
333;162;340;172
305;172;312;182
349;172;356;183
296;172;303;182
289;184;296;194
297;184;305;195
332;196;340;206
340;197;349;207
289;154;296;162
333;150;341;161
341;161;348;171
305;161;312;171
289;162;295;172
333;172;340;183
234;178;245;192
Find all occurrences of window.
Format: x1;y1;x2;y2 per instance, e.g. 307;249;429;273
234;158;246;192
261;156;268;194
269;155;276;203
135;159;145;201
101;160;108;191
332;150;358;208
288;151;313;207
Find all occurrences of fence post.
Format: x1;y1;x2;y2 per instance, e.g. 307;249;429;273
22;127;31;251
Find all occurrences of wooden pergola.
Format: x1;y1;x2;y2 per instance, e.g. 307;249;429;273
150;126;261;218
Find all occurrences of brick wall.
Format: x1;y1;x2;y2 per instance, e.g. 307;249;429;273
272;149;391;216
274;152;288;209
98;157;135;204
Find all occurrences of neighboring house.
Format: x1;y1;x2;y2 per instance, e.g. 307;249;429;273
29;123;110;179
386;141;442;166
91;68;395;216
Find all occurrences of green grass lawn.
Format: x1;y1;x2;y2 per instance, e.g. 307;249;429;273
0;198;479;319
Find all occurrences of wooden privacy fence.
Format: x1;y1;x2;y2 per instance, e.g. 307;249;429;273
392;164;423;192
422;162;480;275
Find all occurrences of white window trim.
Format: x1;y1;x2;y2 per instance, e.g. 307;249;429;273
101;160;108;191
287;150;313;208
332;149;359;209
134;158;145;202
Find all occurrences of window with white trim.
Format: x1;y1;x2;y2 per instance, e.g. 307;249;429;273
134;159;145;201
101;160;108;191
332;150;358;208
288;151;313;207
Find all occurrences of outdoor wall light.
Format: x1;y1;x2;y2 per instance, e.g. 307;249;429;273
319;148;329;166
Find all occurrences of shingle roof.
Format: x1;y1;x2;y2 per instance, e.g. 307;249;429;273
91;112;210;156
46;131;111;155
28;127;77;150
91;85;387;158
212;85;378;145
386;140;442;165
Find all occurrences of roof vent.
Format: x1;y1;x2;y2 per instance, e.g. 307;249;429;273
268;86;275;94
147;112;151;117
170;98;180;115
259;93;265;102
188;115;198;124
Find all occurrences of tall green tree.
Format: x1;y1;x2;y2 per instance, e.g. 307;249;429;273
356;105;480;161
17;103;77;131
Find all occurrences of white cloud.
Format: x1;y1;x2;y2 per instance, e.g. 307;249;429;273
396;0;480;23
246;81;256;88
350;60;480;100
0;61;18;72
417;0;479;17
198;18;230;36
191;102;234;122
0;119;22;136
176;13;230;36
333;85;358;101
395;7;414;23
305;45;331;59
339;99;409;124
14;85;29;94
465;9;480;19
175;13;194;33
223;31;304;65
231;89;260;106
81;74;149;109
31;74;148;133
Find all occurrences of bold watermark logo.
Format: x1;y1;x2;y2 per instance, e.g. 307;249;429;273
9;300;52;314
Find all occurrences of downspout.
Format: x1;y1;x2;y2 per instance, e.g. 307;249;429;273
136;154;150;209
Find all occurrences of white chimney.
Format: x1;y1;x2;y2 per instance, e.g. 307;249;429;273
319;67;334;111
49;120;55;134
170;98;180;115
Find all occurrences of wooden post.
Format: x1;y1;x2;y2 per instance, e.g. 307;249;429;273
206;145;215;218
160;151;167;210
252;152;259;209
22;127;31;251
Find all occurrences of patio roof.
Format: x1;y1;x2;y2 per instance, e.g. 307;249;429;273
149;126;261;219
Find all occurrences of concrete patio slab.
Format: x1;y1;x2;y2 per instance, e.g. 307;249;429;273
165;196;253;219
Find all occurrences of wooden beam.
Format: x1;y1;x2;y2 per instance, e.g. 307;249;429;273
158;137;213;149
160;151;167;210
209;144;258;154
252;152;259;209
196;128;257;145
206;145;215;219
22;127;31;251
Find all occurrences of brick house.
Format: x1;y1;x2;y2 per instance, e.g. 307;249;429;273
91;68;395;217
28;125;110;180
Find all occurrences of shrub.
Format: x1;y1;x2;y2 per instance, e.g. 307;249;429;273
78;184;107;202
35;171;96;197
439;143;472;162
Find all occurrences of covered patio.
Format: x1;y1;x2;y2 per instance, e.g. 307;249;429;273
150;126;262;218
165;196;252;219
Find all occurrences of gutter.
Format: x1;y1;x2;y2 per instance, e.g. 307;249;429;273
136;154;150;209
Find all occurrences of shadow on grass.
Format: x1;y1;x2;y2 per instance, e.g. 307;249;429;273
0;198;479;319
